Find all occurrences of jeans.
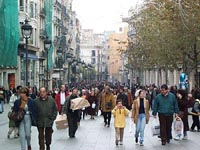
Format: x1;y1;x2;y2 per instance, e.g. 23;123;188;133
19;114;32;150
135;113;146;143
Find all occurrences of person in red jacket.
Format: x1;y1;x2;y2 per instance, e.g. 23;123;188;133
55;85;69;114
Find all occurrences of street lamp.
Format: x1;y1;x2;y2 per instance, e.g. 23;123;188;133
57;47;63;86
44;37;52;89
21;19;33;86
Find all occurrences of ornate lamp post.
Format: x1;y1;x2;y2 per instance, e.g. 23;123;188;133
44;37;52;89
21;19;33;86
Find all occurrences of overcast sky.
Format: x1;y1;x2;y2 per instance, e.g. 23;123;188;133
72;0;141;33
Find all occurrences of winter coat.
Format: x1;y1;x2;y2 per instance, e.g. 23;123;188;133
55;92;69;112
112;106;129;128
101;92;115;112
152;92;179;116
35;96;57;127
131;97;150;124
13;98;38;127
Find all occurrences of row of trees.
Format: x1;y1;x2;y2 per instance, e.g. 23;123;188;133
127;0;200;87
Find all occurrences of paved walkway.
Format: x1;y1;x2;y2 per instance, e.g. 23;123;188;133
1;104;200;150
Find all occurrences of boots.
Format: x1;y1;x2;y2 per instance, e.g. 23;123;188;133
46;145;50;150
27;145;31;150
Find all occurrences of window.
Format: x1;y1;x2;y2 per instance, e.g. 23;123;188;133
91;58;96;64
30;2;34;18
20;0;24;11
91;50;95;57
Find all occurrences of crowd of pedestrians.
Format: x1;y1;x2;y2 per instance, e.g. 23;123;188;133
1;81;200;149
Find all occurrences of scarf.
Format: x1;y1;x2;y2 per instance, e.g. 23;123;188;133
20;97;29;109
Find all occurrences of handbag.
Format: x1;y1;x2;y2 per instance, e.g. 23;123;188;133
105;101;112;109
9;109;25;122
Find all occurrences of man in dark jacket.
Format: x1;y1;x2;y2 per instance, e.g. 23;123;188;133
153;84;179;145
62;88;80;138
35;87;57;150
117;87;128;108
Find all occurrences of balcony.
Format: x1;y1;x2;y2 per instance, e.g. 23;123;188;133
40;8;46;18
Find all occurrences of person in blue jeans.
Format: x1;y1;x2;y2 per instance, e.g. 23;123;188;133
131;89;150;146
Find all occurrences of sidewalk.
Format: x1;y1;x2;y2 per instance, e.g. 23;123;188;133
1;104;200;150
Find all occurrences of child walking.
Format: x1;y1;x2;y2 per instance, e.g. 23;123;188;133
112;99;129;145
7;107;19;138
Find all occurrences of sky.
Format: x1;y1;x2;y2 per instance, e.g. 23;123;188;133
72;0;141;33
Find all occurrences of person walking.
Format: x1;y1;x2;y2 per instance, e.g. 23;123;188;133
176;89;189;139
35;87;57;150
152;84;179;145
55;85;69;114
87;89;97;119
7;106;19;139
62;88;80;138
101;86;115;127
190;96;200;132
112;99;129;145
117;87;128;108
13;87;37;150
131;89;150;146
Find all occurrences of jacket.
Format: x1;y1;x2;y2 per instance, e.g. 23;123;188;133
35;96;57;127
13;98;38;127
62;94;80;117
131;97;150;124
112;106;129;128
152;92;179;116
55;92;69;112
101;92;115;112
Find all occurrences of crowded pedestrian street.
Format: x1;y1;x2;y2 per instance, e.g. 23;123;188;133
0;104;200;150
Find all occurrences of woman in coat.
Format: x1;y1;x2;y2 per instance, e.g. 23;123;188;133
176;89;189;139
131;89;150;146
87;90;97;119
13;87;37;150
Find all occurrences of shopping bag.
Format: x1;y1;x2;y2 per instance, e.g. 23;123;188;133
70;97;90;110
129;119;134;133
173;117;184;140
55;114;68;130
92;103;96;109
151;118;160;136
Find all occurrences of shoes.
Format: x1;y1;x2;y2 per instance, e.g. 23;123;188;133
70;135;75;138
107;124;110;127
167;139;170;143
104;123;107;127
183;136;188;140
119;141;123;145
197;129;200;132
115;140;118;145
190;128;196;132
7;134;10;139
162;141;166;145
135;137;138;143
14;135;18;138
46;145;50;150
27;145;31;150
140;142;144;146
